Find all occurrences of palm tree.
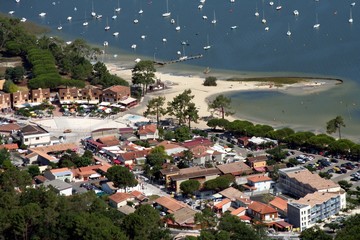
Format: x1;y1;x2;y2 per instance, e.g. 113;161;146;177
326;116;346;139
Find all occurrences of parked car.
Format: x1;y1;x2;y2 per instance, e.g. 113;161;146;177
340;168;347;174
331;158;339;163
63;129;72;133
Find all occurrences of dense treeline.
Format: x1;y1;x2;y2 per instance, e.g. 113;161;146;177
208;118;360;160
0;167;170;240
0;16;128;89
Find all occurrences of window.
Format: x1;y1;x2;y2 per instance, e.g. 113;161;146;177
36;137;40;140
24;138;28;142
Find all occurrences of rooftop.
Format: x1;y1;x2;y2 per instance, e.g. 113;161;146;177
248;201;278;215
171;167;220;181
103;85;130;93
108;192;132;204
231;207;246;216
97;136;120;146
219;187;248;200
293;191;344;207
172;207;196;225
0;123;21;132
247;175;272;183
280;167;339;191
32;143;78;153
21;124;48;136
216;162;252;175
155;196;186;213
269;197;288;212
42;179;72;191
214;198;231;209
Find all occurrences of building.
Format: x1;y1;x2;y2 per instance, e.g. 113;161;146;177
190;145;212;165
160;164;180;188
138;124;159;140
11;90;30;108
247;201;278;222
170;167;221;193
31;88;50;103
97;136;120;147
278;167;341;198
287;191;346;231
269;196;288;217
0;123;21;136
24;143;78;165
108;191;146;208
0;92;11;111
117;149;151;166
243;175;273;194
216;161;253;176
246;155;268;172
91;128;119;139
214;198;232;213
102;85;130;103
42;179;73;196
157;141;187;156
58;87;80;103
19;124;51;147
79;86;102;103
44;168;74;182
72;164;110;181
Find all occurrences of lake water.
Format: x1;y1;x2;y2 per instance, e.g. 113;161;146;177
1;0;360;140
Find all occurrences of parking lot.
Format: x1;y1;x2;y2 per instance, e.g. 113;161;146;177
285;150;360;189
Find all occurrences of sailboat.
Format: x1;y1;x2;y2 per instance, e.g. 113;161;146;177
276;0;282;10
211;11;217;24
162;0;171;17
57;22;62;30
262;10;267;24
255;4;259;17
105;18;110;31
83;12;89;26
91;1;96;17
179;45;188;60
349;8;354;23
313;13;320;29
203;35;211;50
286;24;291;36
175;16;180;31
112;10;117;20
115;0;121;12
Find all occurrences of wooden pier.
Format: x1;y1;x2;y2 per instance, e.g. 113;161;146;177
154;54;203;66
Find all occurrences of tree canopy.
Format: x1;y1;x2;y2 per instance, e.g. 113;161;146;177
132;60;156;96
106;166;137;190
326;116;346;139
208;94;234;119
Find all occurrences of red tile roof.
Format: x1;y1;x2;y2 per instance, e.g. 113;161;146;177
118;149;150;161
0;143;18;150
108;192;132;204
97;136;120;146
155;196;186;213
248;201;277;215
231;207;246;216
269;197;288;212
104;85;130;93
247;175;272;183
182;138;213;149
138;124;157;134
214;198;231;209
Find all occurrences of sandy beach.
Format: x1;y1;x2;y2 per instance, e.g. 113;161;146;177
105;63;339;129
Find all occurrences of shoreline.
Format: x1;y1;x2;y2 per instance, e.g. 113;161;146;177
105;62;340;130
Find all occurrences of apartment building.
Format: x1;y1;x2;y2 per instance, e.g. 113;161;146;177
278;167;341;198
31;88;50;103
0;92;11;111
102;85;130;103
58;87;80;103
12;90;30;107
287;191;346;231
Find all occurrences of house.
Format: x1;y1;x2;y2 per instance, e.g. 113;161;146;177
231;207;246;217
24;143;78;165
190;145;212;165
160;164;180;188
170;167;221;193
118;205;136;215
58;87;79;104
108;192;135;208
157;141;187;156
97;136;120;147
117;149;151;166
247;201;278;222
218;187;252;209
19;124;51;147
243;175;273;194
182;138;213;149
278;166;341;198
269;196;288;217
11;90;30;108
0;123;21;136
214;198;232;213
0;143;18;151
216;161;252;176
246;155;268;172
102;85;130;103
138;124;159;140
44;168;74;182
154;196;187;214
287;191;346;231
72;164;110;181
42;179;73;196
170;207;198;230
0;92;11;111
31;88;50;103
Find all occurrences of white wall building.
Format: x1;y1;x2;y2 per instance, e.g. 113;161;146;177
19;125;50;147
42;179;73;196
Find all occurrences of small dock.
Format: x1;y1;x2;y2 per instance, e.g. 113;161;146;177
154;54;203;66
